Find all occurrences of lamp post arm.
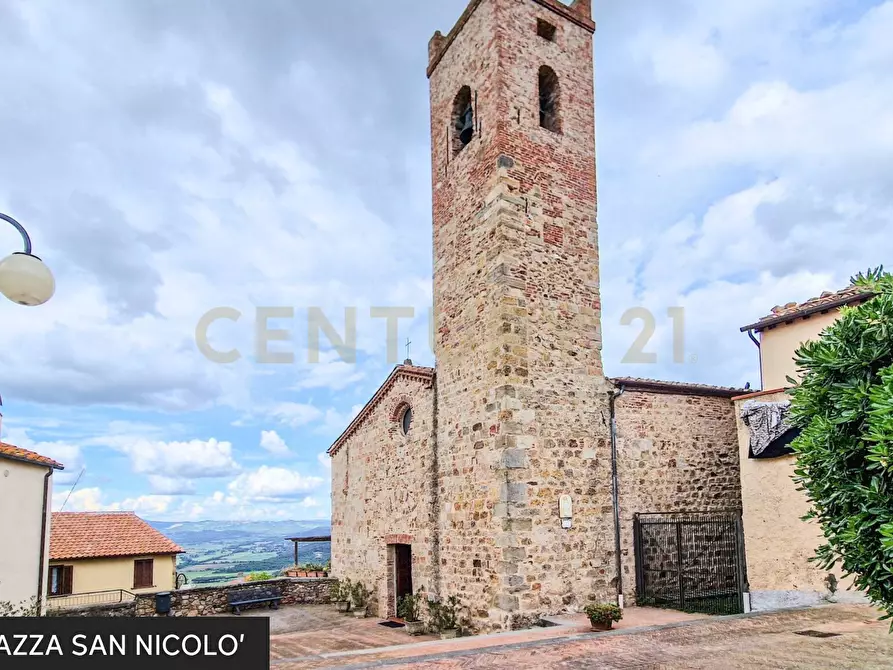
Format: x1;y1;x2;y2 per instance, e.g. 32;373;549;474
0;212;33;255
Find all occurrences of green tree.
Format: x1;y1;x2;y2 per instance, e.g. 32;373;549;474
789;267;893;623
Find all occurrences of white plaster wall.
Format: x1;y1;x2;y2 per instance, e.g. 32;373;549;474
0;459;51;609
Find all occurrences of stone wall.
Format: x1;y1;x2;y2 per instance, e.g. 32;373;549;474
134;578;334;617
48;602;137;617
330;370;438;618
46;579;334;617
428;0;614;632
614;388;742;604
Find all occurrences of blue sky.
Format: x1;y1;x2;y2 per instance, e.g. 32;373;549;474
1;0;891;521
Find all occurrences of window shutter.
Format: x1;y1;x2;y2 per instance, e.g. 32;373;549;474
62;566;73;595
134;559;154;588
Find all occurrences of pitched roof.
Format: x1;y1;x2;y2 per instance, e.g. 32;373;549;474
0;441;64;470
611;377;746;398
328;362;435;457
740;285;875;333
50;512;184;560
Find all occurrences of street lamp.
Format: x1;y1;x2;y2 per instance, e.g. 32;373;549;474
0;212;55;306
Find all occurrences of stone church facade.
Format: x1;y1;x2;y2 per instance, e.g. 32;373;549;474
330;0;743;631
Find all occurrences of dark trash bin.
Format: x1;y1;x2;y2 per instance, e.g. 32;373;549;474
155;591;172;615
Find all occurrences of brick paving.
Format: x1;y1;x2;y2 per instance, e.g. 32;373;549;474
270;604;892;669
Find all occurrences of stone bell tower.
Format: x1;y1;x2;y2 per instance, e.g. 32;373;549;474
429;0;615;630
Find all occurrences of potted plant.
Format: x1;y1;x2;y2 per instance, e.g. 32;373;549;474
397;590;425;636
428;594;461;639
350;581;371;618
583;603;622;631
331;579;351;613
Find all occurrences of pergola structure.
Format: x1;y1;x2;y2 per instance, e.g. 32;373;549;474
285;535;331;568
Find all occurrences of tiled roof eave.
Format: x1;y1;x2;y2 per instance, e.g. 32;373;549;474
740;290;875;333
51;549;185;561
611;377;746;398
0;451;64;470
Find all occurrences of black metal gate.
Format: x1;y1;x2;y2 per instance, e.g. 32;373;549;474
634;511;747;615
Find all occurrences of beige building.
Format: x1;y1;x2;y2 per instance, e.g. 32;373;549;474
0;441;64;613
330;0;745;631
48;512;183;609
736;285;873;610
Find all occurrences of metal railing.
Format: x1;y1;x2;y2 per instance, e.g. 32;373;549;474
46;589;136;610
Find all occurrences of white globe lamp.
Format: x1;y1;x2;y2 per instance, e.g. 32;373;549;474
0;213;55;307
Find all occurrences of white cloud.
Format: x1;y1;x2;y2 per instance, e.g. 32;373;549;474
227;466;324;501
645;36;728;91
259;429;290;456
100;436;240;479
2;427;84;485
147;475;196;495
293;360;366;392
53;486;105;512
314;404;364;437
317;452;331;470
263;403;323;428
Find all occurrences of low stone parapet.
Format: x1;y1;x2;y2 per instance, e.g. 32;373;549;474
133;578;336;617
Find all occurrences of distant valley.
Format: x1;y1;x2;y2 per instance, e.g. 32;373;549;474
149;519;332;587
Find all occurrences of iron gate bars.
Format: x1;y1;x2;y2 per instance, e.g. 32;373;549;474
634;511;747;615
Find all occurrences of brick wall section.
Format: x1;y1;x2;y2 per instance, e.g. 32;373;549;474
330;374;437;618
429;0;614;631
614;391;742;604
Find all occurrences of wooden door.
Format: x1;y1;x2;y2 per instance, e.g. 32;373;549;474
394;544;413;602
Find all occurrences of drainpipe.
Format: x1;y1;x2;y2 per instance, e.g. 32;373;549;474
609;384;625;609
36;467;52;615
746;329;763;391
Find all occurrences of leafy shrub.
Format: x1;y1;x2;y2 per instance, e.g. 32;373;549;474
0;597;39;617
350;581;371;608
788;267;893;622
301;562;327;572
582;603;622;625
245;571;275;582
397;590;422;622
331;578;351;602
428;594;461;631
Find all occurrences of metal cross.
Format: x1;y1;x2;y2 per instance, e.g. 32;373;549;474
405;337;412;361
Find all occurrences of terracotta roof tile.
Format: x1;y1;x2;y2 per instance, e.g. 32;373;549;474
50;512;184;561
0;442;64;470
740;285;875;333
611;377;746;398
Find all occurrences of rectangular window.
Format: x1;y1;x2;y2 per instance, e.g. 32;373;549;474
133;559;154;589
48;565;73;596
537;19;556;41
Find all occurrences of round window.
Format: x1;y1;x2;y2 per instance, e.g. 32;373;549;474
401;406;412;435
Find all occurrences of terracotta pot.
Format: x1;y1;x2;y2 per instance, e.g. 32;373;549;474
353;607;367;618
440;628;458;639
335;601;351;613
589;619;613;631
405;620;425;636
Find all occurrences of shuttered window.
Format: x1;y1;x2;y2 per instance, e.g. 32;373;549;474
133;559;154;589
48;565;73;596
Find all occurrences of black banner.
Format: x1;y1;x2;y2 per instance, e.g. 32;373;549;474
0;616;269;669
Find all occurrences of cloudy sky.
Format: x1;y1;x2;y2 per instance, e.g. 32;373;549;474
1;0;890;522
